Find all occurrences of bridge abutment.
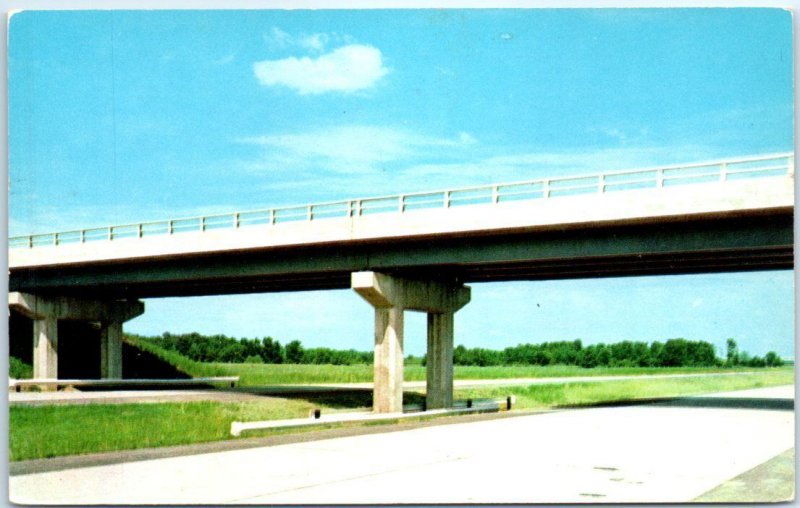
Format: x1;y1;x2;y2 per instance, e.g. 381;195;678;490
352;271;470;413
9;293;144;382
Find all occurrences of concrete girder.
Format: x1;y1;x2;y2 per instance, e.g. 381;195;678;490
9;292;144;322
351;271;470;313
353;271;470;412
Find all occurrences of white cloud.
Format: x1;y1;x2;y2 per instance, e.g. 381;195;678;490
253;44;389;95
231;123;727;208
458;132;477;145
239;125;477;176
212;53;236;65
477;145;719;176
266;27;292;48
264;27;354;52
299;33;329;51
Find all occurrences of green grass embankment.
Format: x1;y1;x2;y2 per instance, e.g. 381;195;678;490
456;368;795;410
10;366;793;461
10;398;321;461
126;336;777;385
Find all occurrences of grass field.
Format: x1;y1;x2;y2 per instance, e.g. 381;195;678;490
457;369;795;410
124;337;774;385
10;367;793;461
10;398;320;461
185;362;776;385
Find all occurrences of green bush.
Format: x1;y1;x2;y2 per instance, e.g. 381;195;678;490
10;357;33;379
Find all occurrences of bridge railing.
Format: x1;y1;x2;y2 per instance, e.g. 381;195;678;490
8;152;794;250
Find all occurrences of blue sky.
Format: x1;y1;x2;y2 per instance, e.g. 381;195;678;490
8;9;795;357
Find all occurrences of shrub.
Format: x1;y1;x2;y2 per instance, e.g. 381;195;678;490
10;357;33;379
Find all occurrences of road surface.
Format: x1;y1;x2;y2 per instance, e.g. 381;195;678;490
9;384;793;504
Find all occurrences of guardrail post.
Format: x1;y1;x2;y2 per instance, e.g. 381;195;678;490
399;195;405;213
108;227;113;241
80;230;86;243
168;220;174;235
308;205;314;221
444;191;451;208
137;224;143;238
54;233;59;246
543;180;550;198
598;174;605;193
491;185;499;204
720;162;728;182
28;236;33;248
201;217;206;232
656;169;664;188
270;209;276;225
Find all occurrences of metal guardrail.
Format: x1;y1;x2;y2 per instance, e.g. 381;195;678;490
9;152;794;250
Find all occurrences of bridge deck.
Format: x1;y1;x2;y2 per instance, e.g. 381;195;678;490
9;153;794;297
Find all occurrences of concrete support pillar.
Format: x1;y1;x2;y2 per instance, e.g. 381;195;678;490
426;312;454;409
353;271;470;414
100;322;123;379
374;307;404;413
33;317;58;379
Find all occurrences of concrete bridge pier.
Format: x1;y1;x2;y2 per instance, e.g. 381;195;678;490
352;271;470;413
9;292;144;381
100;321;124;379
33;317;58;380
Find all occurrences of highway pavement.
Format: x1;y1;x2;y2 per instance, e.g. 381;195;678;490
9;385;794;504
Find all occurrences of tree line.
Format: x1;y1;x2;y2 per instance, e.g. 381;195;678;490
130;332;783;368
131;332;373;366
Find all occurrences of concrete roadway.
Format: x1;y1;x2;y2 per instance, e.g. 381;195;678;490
9;385;794;504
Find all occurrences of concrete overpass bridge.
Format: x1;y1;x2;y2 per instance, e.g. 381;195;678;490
8;152;794;412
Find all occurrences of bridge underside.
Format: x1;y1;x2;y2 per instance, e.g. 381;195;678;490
10;212;793;299
8;209;793;412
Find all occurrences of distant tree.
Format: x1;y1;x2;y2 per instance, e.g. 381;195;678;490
261;337;283;364
661;339;689;367
649;341;665;367
765;351;784;367
726;338;739;366
244;354;264;364
285;340;305;364
738;351;751;366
